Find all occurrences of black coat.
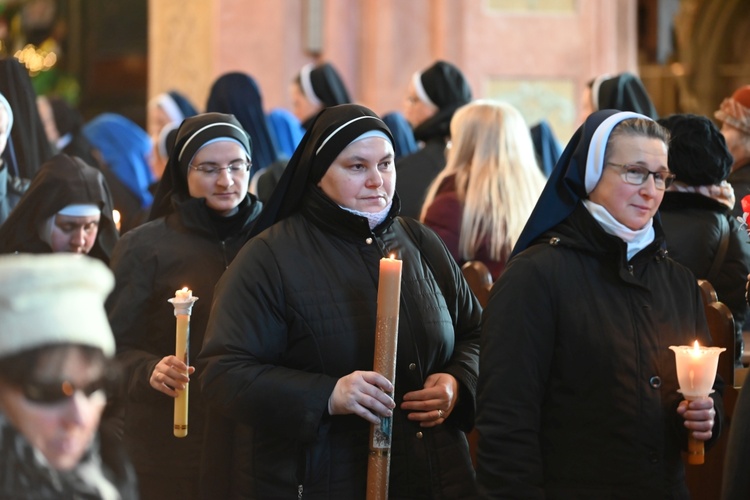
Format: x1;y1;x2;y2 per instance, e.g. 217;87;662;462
199;189;481;499
395;138;447;219
106;194;262;495
660;191;750;357
476;205;724;499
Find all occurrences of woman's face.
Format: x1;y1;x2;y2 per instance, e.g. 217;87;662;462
318;136;395;213
0;347;107;471
49;214;101;254
290;82;321;123
720;123;750;170
186;140;250;216
588;134;668;230
403;79;437;128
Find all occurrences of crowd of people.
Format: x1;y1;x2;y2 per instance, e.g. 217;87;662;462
2;53;750;499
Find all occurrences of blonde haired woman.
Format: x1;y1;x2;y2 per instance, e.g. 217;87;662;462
420;100;546;279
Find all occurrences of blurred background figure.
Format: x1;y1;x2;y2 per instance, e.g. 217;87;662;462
398;60;472;218
206;72;280;180
265;107;303;160
83;113;154;233
0;253;137;499
658;113;750;365
289;62;351;130
147;90;198;181
581;72;659;120
714;84;750;217
254;107;304;202
529;119;562;178
0;91;28;224
36;96;100;168
257;62;353;202
421;100;546;280
0;154;118;264
0;57;53;181
382;111;418;161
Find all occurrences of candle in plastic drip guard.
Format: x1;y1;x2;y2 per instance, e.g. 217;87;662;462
168;287;198;438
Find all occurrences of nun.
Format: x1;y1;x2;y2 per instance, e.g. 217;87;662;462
290;62;352;130
198;104;480;498
476;110;723;498
206;72;280;178
582;72;659;120
0;153;118;263
397;60;472;218
106;112;263;500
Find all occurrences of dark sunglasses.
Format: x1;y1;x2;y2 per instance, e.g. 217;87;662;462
21;378;108;405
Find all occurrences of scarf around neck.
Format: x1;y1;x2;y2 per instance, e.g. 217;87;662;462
582;199;655;261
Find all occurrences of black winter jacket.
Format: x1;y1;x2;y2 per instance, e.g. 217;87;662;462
395;138;447;219
199;189;481;499
477;204;724;499
106;194;262;493
660;191;750;359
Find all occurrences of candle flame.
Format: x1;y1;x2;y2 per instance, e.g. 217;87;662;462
112;209;121;232
181;287;188;292
389;253;396;259
693;340;700;353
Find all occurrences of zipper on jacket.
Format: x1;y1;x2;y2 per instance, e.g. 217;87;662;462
220;240;229;269
297;484;303;499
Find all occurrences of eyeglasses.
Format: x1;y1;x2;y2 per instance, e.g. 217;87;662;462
21;378;107;406
188;160;251;176
606;162;676;190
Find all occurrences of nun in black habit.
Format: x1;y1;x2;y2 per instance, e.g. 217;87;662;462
584;72;659;120
0;57;53;180
0;153;118;264
290;62;352;130
397;60;472;218
106;112;263;500
198;104;480;498
476;110;723;498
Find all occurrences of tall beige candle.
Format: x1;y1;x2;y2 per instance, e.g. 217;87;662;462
169;287;198;438
366;256;402;500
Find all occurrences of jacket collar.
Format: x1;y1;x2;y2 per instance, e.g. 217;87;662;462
300;187;400;241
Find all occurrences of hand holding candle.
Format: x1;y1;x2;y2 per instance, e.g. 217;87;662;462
669;340;724;464
168;287;199;438
366;255;402;500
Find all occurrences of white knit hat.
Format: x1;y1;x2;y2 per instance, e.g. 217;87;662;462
0;254;115;358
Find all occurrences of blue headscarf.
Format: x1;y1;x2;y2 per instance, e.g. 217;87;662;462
206;72;278;176
266;108;303;159
82;113;154;209
511;110;650;257
382;111;418;160
530;120;562;178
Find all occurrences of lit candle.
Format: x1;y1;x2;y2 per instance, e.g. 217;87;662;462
366;255;402;500
669;340;725;464
168;287;199;438
112;210;121;232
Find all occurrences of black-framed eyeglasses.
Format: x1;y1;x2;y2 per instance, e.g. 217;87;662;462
21;378;107;406
606;162;676;190
188;160;251;176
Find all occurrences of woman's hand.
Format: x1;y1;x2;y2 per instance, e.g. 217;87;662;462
677;396;716;441
149;355;194;397
329;370;395;424
401;373;458;428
